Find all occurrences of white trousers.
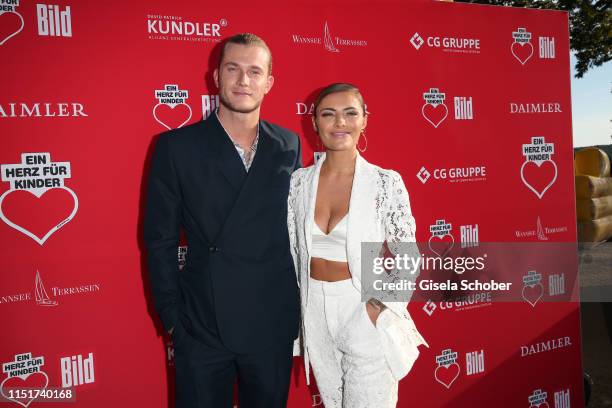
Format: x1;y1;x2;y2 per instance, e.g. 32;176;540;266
305;277;398;408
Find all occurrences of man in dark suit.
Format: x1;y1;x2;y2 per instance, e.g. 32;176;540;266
144;33;301;408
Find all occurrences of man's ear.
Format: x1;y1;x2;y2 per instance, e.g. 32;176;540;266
264;74;275;95
213;68;219;89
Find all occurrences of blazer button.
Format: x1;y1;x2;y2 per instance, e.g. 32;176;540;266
208;246;219;253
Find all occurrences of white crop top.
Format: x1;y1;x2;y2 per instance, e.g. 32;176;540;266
311;215;348;262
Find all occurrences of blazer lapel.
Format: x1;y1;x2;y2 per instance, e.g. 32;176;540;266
347;154;373;268
305;153;325;258
213;121;273;240
208;114;247;192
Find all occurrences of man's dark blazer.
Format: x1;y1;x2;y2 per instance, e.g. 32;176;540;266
144;113;301;354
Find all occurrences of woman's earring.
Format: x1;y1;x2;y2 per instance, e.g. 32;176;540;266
358;130;368;153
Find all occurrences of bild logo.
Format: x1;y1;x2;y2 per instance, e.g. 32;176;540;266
465;349;485;376
421;88;473;128
0;0;24;45
511;28;534;65
60;352;94;388
554;389;570;408
429;219;454;258
528;389;550;408
153;84;192;130
434;349;460;389
521;136;557;199
201;94;219;119
36;4;72;37
0;153;78;245
422;88;447;128
512;27;556;64
1;352;49;408
522;270;544;307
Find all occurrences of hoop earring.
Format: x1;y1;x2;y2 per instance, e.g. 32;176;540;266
358;130;368;153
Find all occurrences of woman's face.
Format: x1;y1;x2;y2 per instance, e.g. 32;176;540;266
313;91;367;152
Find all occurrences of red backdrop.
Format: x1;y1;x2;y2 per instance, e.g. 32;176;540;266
1;0;582;407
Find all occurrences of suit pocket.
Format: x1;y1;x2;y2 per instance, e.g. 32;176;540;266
377;312;426;381
172;320;187;348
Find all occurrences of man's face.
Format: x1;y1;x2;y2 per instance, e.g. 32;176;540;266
214;43;274;114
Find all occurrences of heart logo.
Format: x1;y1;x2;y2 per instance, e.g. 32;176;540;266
0;371;49;408
522;283;543;307
0;187;79;245
421;103;448;128
434;363;460;389
520;160;557;199
0;11;24;46
428;234;454;258
511;41;533;65
153;103;192;130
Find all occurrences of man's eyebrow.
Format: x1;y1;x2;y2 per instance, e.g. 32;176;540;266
320;107;359;111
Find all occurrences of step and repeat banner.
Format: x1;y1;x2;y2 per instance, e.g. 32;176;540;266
1;0;582;407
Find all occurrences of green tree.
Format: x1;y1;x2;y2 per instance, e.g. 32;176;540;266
456;0;611;77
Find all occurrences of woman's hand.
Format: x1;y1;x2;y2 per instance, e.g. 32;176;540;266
366;299;386;326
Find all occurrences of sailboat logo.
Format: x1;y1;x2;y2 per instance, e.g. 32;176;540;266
35;270;57;306
291;22;367;52
323;21;339;53
536;216;548;241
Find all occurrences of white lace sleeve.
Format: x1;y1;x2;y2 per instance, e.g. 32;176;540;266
382;171;421;315
288;171;304;357
287;171;300;287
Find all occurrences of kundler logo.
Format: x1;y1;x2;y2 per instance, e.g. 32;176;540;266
147;13;226;43
291;21;367;52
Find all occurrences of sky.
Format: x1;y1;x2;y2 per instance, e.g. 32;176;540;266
570;55;611;148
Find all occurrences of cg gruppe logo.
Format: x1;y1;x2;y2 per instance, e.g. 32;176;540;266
417;165;486;185
410;32;480;54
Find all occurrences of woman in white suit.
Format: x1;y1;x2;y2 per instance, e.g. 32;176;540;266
287;83;428;408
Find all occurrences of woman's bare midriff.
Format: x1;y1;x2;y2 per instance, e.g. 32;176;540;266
310;257;351;282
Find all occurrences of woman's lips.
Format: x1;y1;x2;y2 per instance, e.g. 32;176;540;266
331;132;350;137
